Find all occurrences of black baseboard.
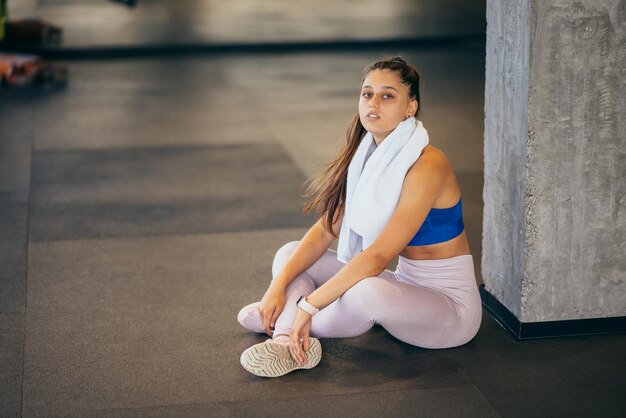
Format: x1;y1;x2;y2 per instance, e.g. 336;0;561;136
479;284;626;340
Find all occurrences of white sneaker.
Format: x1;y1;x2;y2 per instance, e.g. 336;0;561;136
237;301;264;333
240;338;322;377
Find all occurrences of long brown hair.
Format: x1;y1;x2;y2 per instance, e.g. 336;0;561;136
301;56;422;237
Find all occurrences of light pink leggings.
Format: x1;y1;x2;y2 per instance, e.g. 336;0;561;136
265;240;482;349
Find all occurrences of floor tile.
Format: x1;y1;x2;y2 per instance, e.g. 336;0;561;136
449;312;626;372
0;192;29;314
448;310;626;416
31;57;271;151
23;230;473;416
0;103;34;193
462;360;625;418
0;402;21;418
30;144;316;241
0;314;25;417
85;386;499;418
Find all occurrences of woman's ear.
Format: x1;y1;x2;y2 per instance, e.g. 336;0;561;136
408;99;418;117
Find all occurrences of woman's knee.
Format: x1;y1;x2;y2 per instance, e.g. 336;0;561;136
278;240;300;256
272;240;301;277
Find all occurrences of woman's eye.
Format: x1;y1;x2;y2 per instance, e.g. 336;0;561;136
383;94;394;99
362;92;372;98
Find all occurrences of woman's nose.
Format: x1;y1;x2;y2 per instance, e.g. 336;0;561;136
369;95;379;107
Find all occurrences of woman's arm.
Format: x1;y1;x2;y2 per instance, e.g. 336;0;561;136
258;211;343;335
305;155;448;310
302;247;386;309
271;212;343;290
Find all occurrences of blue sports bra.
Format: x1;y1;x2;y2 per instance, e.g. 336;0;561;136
407;198;465;246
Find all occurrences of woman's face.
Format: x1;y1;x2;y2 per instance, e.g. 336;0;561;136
359;69;418;144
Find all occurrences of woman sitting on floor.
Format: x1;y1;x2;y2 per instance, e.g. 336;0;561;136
237;56;482;377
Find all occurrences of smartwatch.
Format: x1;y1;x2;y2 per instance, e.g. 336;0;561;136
297;296;320;316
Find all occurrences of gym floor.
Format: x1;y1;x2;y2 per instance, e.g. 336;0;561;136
1;1;624;416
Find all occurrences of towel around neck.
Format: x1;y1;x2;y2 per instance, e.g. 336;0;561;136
336;117;430;263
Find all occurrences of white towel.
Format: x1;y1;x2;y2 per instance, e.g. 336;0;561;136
336;117;429;263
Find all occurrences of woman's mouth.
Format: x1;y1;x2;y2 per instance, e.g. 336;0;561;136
366;112;381;120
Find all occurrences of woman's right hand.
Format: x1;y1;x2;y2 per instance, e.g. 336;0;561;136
258;284;286;337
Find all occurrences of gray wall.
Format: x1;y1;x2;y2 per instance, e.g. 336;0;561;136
483;0;531;320
483;0;625;322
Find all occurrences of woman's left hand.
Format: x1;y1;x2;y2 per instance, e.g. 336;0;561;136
289;309;313;366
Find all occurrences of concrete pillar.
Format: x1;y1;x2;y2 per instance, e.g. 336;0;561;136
482;0;625;337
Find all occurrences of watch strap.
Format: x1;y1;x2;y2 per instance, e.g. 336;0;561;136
297;296;320;316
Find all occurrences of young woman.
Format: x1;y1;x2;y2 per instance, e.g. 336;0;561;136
237;56;482;377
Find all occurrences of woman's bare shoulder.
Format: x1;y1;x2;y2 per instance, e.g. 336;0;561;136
408;144;451;176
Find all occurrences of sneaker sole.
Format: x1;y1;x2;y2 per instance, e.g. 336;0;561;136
240;338;322;377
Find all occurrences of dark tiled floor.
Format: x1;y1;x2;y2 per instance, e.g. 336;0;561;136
1;2;625;417
30;144;316;241
0;192;28;314
0;314;24;415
